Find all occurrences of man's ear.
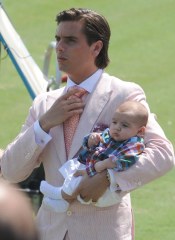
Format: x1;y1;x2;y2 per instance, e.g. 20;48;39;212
137;126;146;137
92;40;103;57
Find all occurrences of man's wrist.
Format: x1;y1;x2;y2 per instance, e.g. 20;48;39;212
39;118;50;133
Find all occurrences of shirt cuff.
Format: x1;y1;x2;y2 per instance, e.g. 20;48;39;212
34;120;52;147
107;169;121;192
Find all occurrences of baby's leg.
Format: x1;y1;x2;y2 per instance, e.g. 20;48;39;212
40;175;82;200
40;175;84;212
62;175;82;196
40;181;70;212
40;180;63;199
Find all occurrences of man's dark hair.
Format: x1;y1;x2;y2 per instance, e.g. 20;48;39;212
56;8;111;69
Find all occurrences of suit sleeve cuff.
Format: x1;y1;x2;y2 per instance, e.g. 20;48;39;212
107;169;121;192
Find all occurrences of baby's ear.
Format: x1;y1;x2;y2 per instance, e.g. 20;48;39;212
137;126;146;137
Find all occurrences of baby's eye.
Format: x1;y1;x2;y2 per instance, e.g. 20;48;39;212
122;123;128;128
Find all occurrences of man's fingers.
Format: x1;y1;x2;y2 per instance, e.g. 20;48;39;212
80;195;91;202
66;108;84;120
62;88;78;100
73;170;82;177
66;97;84;106
74;170;87;177
66;102;85;117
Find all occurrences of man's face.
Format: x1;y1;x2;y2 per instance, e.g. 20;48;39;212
55;21;98;83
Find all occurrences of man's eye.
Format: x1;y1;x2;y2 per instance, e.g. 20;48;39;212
122;124;128;128
67;38;76;43
55;36;60;42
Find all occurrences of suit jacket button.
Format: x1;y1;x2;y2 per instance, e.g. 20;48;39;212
67;210;72;216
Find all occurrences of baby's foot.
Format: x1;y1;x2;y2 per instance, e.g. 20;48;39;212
40;180;62;199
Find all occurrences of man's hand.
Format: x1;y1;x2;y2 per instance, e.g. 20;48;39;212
39;89;85;133
73;169;87;177
61;190;76;203
73;170;109;202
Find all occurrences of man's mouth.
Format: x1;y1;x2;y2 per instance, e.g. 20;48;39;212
57;56;67;62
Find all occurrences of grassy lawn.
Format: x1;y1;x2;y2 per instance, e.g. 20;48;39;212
1;0;175;239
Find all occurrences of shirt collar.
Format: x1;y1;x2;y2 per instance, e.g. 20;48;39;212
66;69;103;93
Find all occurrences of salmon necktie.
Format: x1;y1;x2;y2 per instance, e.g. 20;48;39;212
63;86;88;157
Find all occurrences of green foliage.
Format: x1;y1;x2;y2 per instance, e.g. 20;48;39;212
1;0;175;239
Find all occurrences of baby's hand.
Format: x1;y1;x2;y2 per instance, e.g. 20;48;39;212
88;133;102;148
94;161;107;172
95;158;116;172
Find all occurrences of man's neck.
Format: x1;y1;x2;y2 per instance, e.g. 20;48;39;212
66;69;103;93
68;68;99;84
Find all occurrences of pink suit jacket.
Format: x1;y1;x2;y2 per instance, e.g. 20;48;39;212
1;73;174;240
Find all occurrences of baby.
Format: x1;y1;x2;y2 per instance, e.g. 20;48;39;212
40;100;148;212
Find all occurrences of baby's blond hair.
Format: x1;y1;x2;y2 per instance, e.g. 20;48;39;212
116;101;148;127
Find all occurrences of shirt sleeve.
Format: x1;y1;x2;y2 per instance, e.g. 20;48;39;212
34;120;52;147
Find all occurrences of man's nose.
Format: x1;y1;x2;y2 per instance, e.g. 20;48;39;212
56;40;64;51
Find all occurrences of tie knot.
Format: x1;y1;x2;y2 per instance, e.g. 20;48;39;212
68;85;88;99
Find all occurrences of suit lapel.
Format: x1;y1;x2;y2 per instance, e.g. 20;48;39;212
69;73;112;159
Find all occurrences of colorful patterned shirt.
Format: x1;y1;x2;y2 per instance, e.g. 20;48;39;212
77;128;145;177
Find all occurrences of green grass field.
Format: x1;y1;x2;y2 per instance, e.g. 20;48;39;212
1;0;175;239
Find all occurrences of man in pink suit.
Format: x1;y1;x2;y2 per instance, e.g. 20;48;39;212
1;8;174;240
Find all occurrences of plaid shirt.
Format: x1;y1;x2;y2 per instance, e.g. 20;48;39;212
77;128;145;177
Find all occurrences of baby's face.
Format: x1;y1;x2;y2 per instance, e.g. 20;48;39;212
109;111;141;141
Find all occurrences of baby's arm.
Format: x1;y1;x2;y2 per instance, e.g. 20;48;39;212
94;138;145;173
94;158;116;172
